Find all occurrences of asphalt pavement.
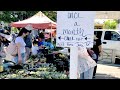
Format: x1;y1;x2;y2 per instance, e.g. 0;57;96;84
94;59;120;79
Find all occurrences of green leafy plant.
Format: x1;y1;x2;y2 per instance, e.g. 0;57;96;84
0;11;56;23
11;27;19;33
103;20;118;29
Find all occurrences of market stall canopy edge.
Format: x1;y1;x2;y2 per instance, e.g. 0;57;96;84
10;11;56;29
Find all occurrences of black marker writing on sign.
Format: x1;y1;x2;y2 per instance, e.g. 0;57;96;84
74;22;80;26
68;12;84;19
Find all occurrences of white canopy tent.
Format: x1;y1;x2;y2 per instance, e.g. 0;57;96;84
10;11;56;29
11;11;56;41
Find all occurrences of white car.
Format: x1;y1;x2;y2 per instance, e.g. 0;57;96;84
94;29;120;60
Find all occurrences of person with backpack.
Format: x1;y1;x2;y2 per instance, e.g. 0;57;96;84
12;28;29;65
24;30;32;61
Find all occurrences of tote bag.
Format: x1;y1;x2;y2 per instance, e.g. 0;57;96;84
6;42;18;56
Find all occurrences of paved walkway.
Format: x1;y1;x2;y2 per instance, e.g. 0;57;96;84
94;60;120;79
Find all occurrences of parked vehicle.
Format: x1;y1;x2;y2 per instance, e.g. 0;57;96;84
94;29;120;59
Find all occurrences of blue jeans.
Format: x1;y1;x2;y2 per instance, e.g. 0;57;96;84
80;67;94;79
3;53;25;70
3;62;14;71
13;53;25;64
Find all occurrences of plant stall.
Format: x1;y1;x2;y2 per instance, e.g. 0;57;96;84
0;47;70;79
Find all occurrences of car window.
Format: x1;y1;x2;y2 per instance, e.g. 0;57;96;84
104;31;120;41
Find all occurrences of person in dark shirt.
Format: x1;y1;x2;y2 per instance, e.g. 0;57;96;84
38;32;45;48
38;32;46;54
91;35;102;78
24;30;32;61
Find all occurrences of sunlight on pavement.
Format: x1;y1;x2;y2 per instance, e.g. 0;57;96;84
96;63;120;79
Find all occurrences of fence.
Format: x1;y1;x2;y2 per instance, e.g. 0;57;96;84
99;49;116;64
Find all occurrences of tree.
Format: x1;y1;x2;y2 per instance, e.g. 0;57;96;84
103;20;118;29
0;11;57;23
42;11;57;22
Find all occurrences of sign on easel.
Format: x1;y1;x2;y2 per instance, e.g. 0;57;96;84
56;11;95;79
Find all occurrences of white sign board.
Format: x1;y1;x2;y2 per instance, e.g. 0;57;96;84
56;11;95;79
56;11;95;48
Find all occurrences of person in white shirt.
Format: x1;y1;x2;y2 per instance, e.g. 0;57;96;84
32;40;39;55
12;28;29;65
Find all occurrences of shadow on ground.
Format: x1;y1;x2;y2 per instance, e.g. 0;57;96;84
95;73;120;79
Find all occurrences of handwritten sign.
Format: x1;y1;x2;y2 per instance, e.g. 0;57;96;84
56;11;95;48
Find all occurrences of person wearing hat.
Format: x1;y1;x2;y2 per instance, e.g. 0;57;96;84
24;30;33;61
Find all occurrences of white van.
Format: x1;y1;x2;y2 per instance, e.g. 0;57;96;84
94;29;120;59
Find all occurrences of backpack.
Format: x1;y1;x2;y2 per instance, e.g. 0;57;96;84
6;41;18;56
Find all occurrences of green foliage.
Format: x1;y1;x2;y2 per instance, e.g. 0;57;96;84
0;11;57;23
103;20;118;29
42;11;57;22
11;27;19;33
